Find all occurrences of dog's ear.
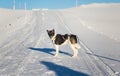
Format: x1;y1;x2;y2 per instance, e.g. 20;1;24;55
53;29;55;32
47;30;49;32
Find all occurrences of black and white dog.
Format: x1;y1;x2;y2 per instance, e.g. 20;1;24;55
47;29;81;57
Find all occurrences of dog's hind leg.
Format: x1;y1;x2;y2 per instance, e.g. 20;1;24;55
71;44;78;58
54;45;59;57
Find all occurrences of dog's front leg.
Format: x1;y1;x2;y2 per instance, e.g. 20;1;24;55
54;45;59;57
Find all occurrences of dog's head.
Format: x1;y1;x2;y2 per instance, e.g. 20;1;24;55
47;29;55;39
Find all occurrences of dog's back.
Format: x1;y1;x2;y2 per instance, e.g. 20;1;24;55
63;34;69;40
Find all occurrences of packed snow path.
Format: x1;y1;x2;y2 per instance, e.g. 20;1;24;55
0;10;117;76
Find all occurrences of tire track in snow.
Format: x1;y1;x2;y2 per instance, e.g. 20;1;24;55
54;11;104;75
0;12;37;75
0;12;35;60
0;22;34;61
63;12;118;76
54;11;116;76
15;11;46;76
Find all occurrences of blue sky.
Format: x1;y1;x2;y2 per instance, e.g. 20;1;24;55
0;0;120;10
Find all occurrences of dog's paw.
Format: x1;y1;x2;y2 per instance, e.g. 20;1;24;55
54;54;58;57
72;55;78;58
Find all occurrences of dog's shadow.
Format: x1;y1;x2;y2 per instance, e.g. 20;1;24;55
29;47;72;56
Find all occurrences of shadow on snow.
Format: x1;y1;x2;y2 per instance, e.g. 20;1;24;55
29;47;72;56
40;61;89;76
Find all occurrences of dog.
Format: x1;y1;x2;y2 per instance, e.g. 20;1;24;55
47;29;81;57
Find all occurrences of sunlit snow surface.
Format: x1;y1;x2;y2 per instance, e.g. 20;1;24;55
0;3;120;76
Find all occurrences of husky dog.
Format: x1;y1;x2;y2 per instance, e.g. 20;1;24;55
47;29;81;57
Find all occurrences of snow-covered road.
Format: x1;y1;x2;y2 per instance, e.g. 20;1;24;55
0;9;118;76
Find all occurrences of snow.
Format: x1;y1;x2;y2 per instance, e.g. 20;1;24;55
0;3;120;76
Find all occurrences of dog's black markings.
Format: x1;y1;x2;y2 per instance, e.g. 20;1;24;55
47;29;55;39
47;29;80;57
55;34;68;45
47;29;77;45
69;34;77;44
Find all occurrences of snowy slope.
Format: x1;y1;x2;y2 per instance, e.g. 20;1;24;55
64;3;120;42
60;3;120;75
0;3;120;76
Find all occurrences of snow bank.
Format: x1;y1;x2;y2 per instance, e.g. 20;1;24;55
80;3;120;8
81;3;120;42
64;3;120;42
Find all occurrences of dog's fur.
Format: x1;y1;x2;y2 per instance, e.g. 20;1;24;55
47;29;81;57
